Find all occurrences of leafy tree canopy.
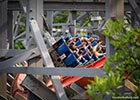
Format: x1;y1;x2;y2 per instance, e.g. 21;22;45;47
86;18;140;100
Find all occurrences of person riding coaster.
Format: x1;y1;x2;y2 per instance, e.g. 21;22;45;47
92;41;106;60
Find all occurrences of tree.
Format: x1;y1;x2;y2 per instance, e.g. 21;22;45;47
86;19;140;100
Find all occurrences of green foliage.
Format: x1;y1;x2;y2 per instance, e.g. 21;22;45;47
14;40;25;49
86;18;140;99
14;15;26;49
20;16;26;22
80;31;87;36
86;69;123;99
81;15;92;27
53;15;67;23
53;11;68;28
18;25;25;34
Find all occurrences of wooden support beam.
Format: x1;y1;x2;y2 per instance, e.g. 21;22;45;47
7;10;14;49
105;0;124;58
110;0;124;18
0;0;8;98
46;11;53;35
105;0;124;19
25;0;44;49
125;79;137;92
14;92;27;100
28;57;44;81
69;11;77;36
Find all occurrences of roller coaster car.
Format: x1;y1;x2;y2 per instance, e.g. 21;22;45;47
11;35;106;98
47;35;106;89
49;35;105;67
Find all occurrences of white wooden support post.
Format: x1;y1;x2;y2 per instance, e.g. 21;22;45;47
46;11;53;36
69;11;77;36
30;20;68;100
26;0;44;49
